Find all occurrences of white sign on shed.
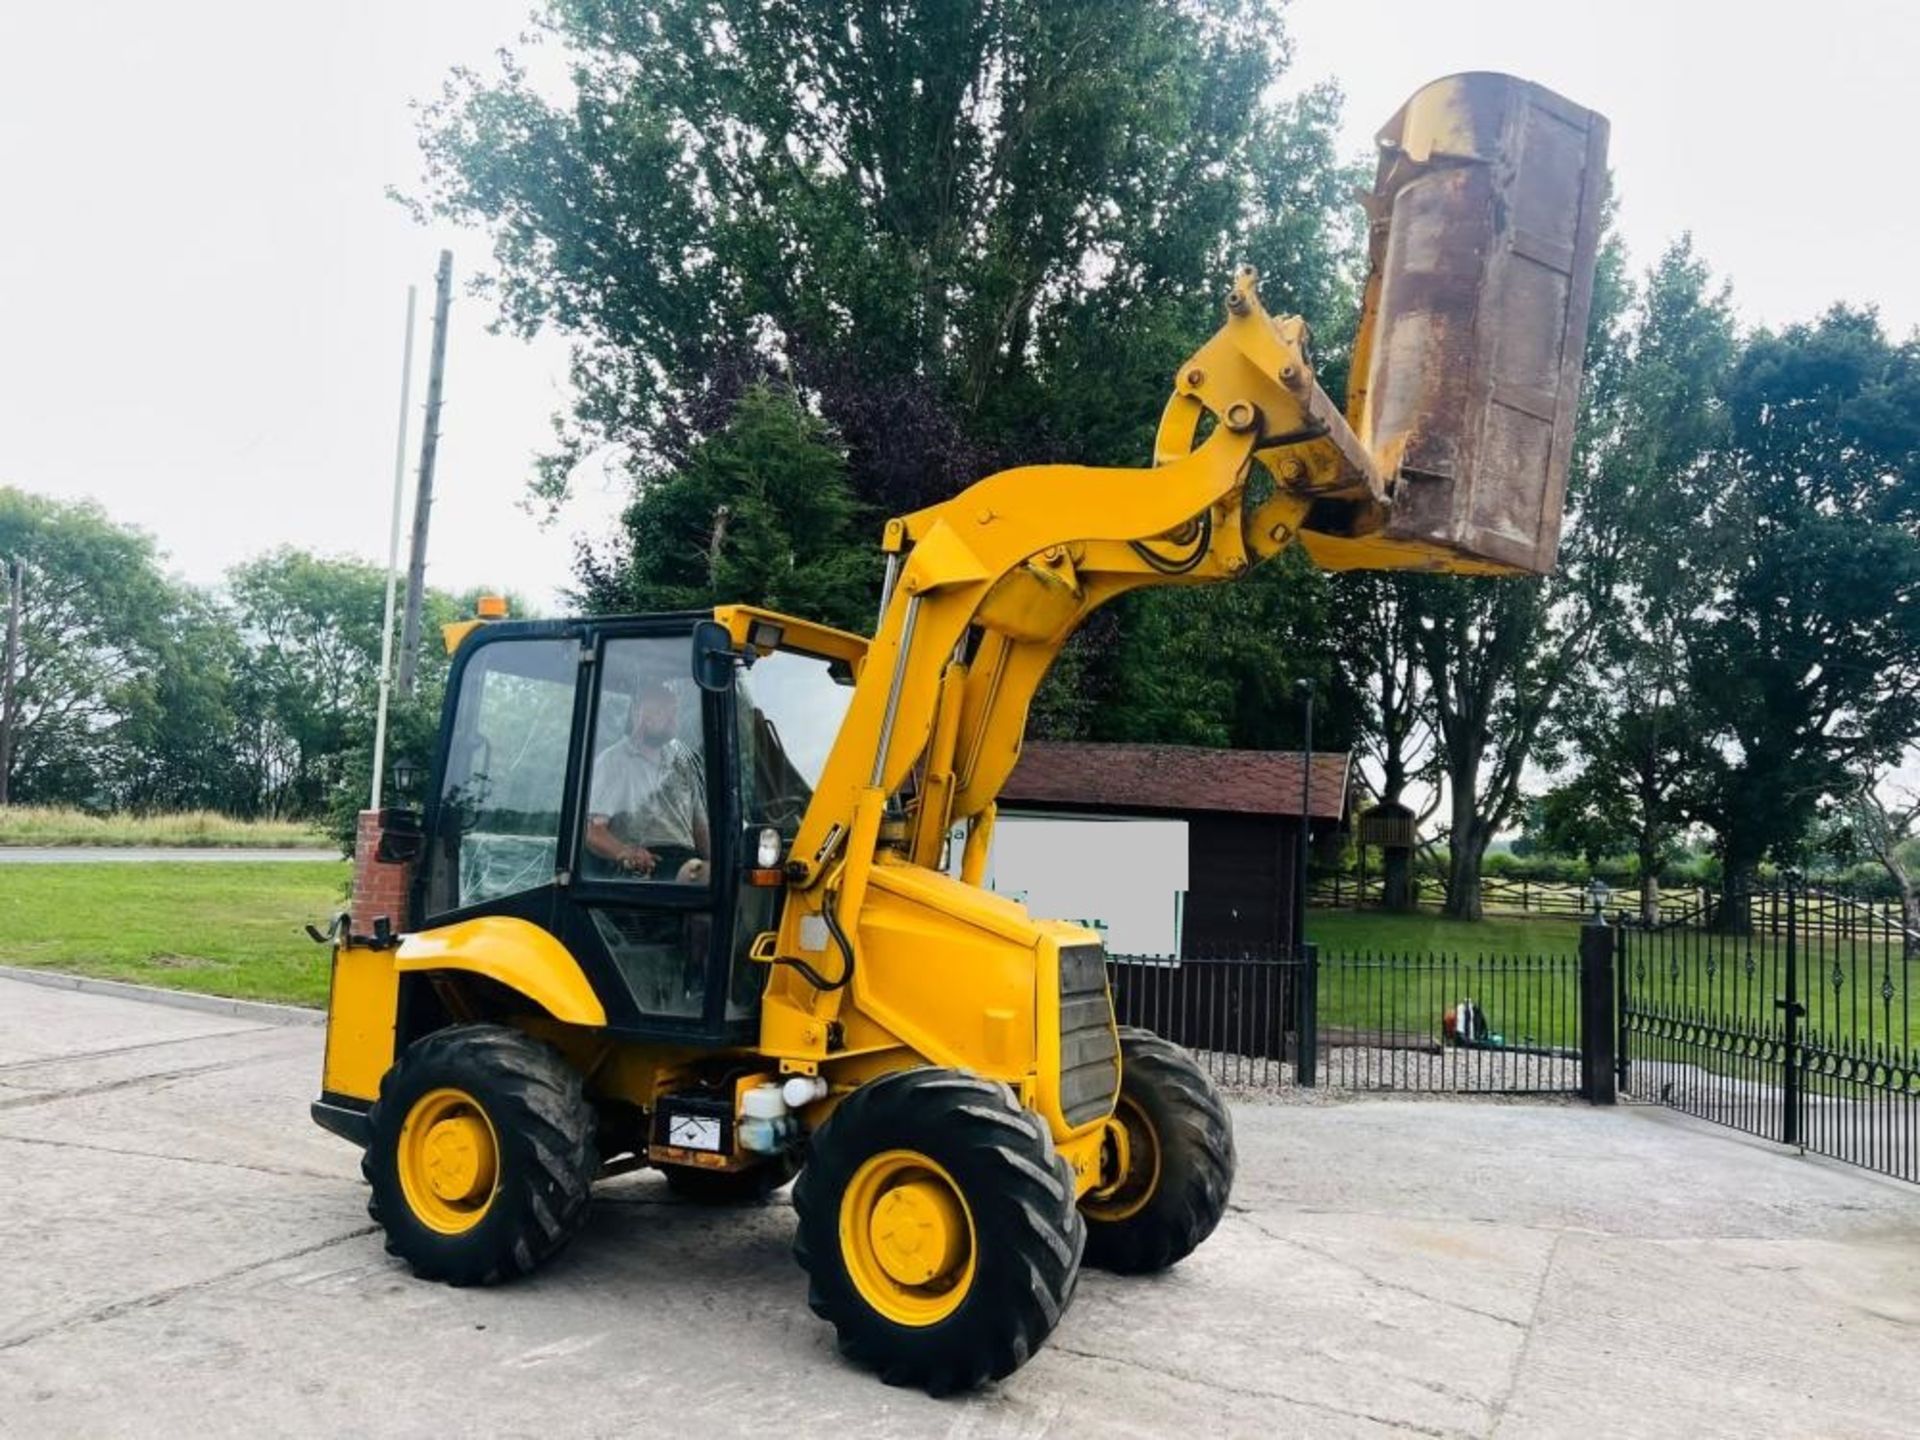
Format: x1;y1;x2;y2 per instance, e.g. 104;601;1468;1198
950;814;1188;957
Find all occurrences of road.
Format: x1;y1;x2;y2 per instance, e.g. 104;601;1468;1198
0;847;339;864
4;975;1920;1437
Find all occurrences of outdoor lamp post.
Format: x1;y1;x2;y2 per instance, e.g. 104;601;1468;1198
390;757;418;806
1294;676;1314;955
1580;875;1618;1103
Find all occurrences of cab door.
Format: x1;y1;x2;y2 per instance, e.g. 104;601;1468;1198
415;624;585;938
551;621;750;1043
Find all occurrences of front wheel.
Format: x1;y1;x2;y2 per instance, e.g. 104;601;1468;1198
1081;1026;1234;1273
792;1069;1084;1394
363;1024;598;1286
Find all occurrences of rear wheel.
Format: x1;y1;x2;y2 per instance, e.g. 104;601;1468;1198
1081;1027;1233;1273
364;1024;598;1286
792;1069;1083;1394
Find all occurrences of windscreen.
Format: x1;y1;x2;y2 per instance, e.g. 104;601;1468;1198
735;649;855;832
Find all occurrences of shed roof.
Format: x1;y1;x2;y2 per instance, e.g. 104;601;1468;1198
1001;742;1350;821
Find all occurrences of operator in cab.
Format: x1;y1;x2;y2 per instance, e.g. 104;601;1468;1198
584;680;710;884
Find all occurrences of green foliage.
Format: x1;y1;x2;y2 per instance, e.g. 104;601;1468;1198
0;488;177;806
1090;550;1355;751
1541;262;1920;909
321;688;447;854
229;549;420;818
1532;772;1637;870
116;588;249;813
575;385;878;633
411;0;1359;501
1540;240;1738;895
0;470;536;831
228;553;514;840
1685;308;1920;883
411;0;1362;748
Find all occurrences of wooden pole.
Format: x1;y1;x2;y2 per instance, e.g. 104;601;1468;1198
397;250;452;697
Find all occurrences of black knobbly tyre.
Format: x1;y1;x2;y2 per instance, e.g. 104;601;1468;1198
1081;1026;1234;1274
364;1023;598;1286
792;1068;1084;1395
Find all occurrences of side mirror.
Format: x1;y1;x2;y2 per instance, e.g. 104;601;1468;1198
691;620;740;693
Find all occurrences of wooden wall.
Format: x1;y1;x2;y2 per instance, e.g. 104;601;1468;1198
1181;813;1298;958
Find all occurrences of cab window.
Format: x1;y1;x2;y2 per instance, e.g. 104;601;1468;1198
576;636;713;1022
729;649;855;1020
579;638;711;887
424;636;577;915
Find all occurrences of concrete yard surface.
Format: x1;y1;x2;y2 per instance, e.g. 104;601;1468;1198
4;975;1920;1438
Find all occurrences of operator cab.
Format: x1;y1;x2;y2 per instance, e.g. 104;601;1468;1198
414;611;856;1044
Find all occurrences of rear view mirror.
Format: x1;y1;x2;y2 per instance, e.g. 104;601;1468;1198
691;620;739;693
1349;72;1610;575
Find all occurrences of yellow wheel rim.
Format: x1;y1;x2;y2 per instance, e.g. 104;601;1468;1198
396;1087;499;1235
840;1150;976;1326
1082;1095;1160;1223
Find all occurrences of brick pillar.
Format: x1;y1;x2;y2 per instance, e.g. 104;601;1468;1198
351;809;414;938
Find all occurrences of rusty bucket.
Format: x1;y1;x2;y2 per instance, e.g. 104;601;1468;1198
1347;73;1610;575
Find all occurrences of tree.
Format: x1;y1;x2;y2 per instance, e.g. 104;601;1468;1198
410;0;1363;753
410;1;1359;505
1412;220;1634;919
1839;773;1920;942
1534;238;1739;921
1687;309;1920;921
1333;573;1437;909
0;489;174;806
228;549;463;819
113;588;249;813
574;384;878;633
1414;575;1568;918
1086;549;1354;753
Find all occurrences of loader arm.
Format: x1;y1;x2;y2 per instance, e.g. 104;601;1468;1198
781;272;1369;899
770;71;1607;976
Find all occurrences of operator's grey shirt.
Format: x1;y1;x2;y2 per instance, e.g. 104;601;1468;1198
588;735;707;850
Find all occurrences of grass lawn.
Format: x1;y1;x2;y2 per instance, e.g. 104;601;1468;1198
1305;907;1584;959
0;860;348;1007
1304;906;1920;1060
0;806;329;848
1300;909;1586;1049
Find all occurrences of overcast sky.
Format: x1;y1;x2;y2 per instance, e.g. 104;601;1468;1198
1;1;1915;612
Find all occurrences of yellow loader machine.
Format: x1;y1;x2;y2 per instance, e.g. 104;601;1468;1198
312;73;1606;1392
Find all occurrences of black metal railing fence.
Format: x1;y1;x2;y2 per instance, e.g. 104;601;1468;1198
1105;945;1583;1096
1618;879;1920;1183
1112;884;1920;1187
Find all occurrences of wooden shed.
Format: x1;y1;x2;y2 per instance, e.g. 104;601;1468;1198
999;741;1351;958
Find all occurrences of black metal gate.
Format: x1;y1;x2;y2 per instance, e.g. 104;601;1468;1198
1105;945;1586;1096
1618;878;1920;1181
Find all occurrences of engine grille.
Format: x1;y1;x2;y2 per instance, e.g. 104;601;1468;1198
1057;943;1120;1127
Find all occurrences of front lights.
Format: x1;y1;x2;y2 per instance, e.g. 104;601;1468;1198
757;827;782;868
